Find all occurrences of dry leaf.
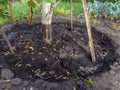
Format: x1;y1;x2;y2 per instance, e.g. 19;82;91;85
29;46;34;51
38;52;43;55
2;80;11;83
26;64;32;67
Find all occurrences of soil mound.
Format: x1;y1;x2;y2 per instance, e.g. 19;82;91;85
0;18;119;90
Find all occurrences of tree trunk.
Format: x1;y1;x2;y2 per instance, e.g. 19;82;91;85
41;1;53;43
42;24;52;43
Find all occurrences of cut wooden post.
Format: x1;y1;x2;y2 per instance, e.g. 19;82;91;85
28;6;33;25
70;0;73;30
0;29;14;54
82;0;96;62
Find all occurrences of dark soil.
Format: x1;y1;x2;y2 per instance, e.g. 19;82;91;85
0;17;120;90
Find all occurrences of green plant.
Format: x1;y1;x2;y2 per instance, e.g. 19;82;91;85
0;1;83;24
111;23;119;30
0;0;10;25
88;0;120;19
70;53;78;59
87;78;94;85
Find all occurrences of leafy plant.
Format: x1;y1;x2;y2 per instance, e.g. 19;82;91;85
0;0;10;24
88;0;120;19
87;78;94;85
70;53;78;59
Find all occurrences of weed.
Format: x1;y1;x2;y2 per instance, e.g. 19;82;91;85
70;53;78;59
87;78;94;85
111;23;119;30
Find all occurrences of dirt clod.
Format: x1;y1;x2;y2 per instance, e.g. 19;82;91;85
11;78;22;85
1;68;14;80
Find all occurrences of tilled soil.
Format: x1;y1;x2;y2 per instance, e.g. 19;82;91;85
0;17;120;90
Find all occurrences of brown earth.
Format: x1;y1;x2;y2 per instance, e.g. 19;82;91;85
0;16;120;90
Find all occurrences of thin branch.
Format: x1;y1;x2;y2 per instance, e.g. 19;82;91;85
46;0;61;18
53;0;61;8
0;29;14;54
32;0;41;8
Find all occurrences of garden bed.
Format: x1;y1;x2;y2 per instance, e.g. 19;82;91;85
0;17;120;90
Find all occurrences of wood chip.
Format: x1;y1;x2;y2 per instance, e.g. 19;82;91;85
38;52;43;55
26;64;32;67
29;46;34;51
73;86;76;90
45;57;48;61
2;80;11;83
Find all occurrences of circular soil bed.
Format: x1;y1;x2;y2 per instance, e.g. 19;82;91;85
0;17;119;90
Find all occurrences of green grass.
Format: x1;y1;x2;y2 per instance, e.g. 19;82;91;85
13;3;29;20
0;2;83;24
54;2;83;15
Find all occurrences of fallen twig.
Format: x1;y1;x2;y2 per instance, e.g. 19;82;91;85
0;29;14;54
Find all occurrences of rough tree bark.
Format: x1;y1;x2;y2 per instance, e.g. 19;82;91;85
32;0;61;43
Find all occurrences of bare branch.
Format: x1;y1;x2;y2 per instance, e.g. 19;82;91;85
46;0;61;16
53;0;61;8
0;29;14;54
32;0;41;8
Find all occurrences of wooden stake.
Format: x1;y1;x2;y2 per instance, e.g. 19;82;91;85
70;0;73;30
0;29;14;54
28;6;33;25
82;0;96;62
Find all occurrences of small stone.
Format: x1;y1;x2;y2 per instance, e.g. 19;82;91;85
113;62;119;66
23;81;29;86
4;88;9;90
109;70;115;74
0;80;3;84
0;83;7;89
11;78;22;85
46;83;60;90
110;65;116;70
1;68;14;80
6;83;12;89
34;79;44;88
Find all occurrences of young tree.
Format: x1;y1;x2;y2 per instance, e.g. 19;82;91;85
28;0;35;25
32;0;61;43
21;0;34;25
